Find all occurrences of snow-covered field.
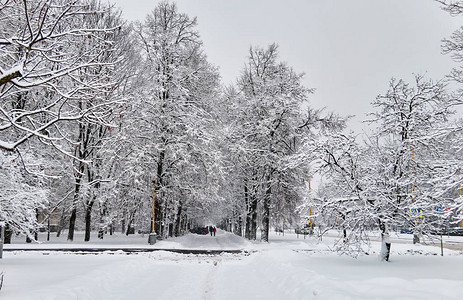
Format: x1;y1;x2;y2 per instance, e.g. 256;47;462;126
1;230;463;299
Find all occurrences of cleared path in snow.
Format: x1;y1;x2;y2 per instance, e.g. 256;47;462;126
154;229;251;251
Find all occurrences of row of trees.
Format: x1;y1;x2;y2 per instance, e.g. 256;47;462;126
1;0;340;243
1;0;130;241
1;0;463;263
0;0;231;241
221;43;344;241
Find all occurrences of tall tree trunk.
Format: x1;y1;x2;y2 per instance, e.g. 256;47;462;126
237;216;243;237
68;177;82;242
168;223;174;237
68;105;88;242
85;163;101;241
68;207;77;241
183;213;188;231
244;179;251;239
56;207;66;238
68;172;83;241
3;224;12;244
84;199;95;242
34;209;39;241
250;196;257;240
155;150;165;235
174;202;182;237
413;229;420;244
126;219;133;236
379;220;391;261
261;174;271;242
246;176;258;240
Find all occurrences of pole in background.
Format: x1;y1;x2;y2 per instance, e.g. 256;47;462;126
307;180;313;237
148;183;157;245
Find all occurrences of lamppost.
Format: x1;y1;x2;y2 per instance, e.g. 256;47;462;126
148;181;157;245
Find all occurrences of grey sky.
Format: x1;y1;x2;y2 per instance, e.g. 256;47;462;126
110;0;461;132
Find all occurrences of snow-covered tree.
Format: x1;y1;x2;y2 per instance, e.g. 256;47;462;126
318;75;459;261
439;0;463;227
436;0;463;15
0;0;130;243
0;151;47;239
367;76;457;243
0;0;122;154
228;44;345;242
62;1;130;242
126;1;221;238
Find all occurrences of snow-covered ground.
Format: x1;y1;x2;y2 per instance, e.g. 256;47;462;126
1;230;462;299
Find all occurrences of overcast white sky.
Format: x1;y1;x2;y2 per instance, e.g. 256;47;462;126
109;0;461;133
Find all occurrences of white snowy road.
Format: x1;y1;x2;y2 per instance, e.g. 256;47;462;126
1;230;463;299
154;230;248;251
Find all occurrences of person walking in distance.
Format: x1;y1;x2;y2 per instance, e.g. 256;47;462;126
209;225;213;236
213;227;216;236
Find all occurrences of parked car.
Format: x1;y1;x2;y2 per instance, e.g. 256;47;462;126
429;229;444;235
430;227;463;236
295;225;312;235
400;228;413;234
190;226;208;235
447;227;463;236
295;228;309;235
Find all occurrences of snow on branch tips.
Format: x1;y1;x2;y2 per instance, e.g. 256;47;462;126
0;0;128;153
